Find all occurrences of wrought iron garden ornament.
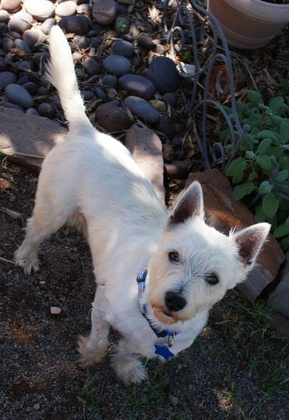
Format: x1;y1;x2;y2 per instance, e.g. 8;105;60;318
157;0;248;171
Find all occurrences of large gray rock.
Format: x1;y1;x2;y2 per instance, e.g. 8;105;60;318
0;107;66;170
268;251;289;318
125;124;165;204
267;250;289;337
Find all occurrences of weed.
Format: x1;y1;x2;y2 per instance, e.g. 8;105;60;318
0;153;16;189
125;363;170;413
77;372;103;410
222;90;289;250
210;293;289;418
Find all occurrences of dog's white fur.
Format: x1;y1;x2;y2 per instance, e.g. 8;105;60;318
15;26;270;384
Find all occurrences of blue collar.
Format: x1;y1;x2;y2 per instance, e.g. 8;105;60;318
137;269;176;360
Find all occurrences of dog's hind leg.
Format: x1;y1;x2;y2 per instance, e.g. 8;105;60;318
78;284;110;367
15;196;71;274
110;339;148;384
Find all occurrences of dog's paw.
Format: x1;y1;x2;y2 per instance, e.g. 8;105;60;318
111;353;148;384
14;250;39;275
78;335;107;368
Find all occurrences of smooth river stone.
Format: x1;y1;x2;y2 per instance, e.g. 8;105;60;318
124;96;160;125
148;56;179;94
55;1;77;17
24;0;55;21
8;11;33;33
1;0;22;14
118;74;156;99
0;72;17;89
111;39;134;58
92;0;117;25
58;15;92;35
103;55;131;76
5;84;34;109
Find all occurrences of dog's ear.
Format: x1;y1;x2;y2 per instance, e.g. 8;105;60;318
232;223;270;270
169;181;204;226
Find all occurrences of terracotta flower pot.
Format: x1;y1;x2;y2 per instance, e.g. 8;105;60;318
207;0;289;49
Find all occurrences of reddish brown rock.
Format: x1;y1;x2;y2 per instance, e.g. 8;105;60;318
125;124;165;204
165;159;192;180
95;102;131;133
186;169;284;301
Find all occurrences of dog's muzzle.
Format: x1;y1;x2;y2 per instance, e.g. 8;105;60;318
152;290;187;324
165;291;187;312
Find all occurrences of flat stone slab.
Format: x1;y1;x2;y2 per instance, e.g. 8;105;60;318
125;124;165;204
0;107;66;170
268;250;289;318
186;169;285;302
271;312;289;338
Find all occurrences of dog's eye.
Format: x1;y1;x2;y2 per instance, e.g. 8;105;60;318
205;273;219;285
168;251;180;263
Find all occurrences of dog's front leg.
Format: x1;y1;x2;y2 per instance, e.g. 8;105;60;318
78;285;110;367
110;338;148;384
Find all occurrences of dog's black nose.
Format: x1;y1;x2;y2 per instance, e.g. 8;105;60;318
165;291;186;312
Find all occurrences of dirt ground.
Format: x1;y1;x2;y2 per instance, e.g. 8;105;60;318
1;154;289;420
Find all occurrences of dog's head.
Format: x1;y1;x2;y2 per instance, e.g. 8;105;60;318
145;181;270;325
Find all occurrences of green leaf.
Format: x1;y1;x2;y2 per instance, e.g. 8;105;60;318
279;120;289;143
285;216;289;227
255;205;266;222
226;157;247;176
274;170;288;183
273;223;289;238
245;150;255;160
240;133;254;150
256;155;274;172
280;237;289;251
269;96;284;114
257;138;272;154
256;130;279;142
279;156;289;170
262;193;279;218
272;115;283;126
248;170;258;181
233;182;255;201
247;90;262;107
258;181;272;195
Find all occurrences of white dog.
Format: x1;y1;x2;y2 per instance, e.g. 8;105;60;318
15;26;270;384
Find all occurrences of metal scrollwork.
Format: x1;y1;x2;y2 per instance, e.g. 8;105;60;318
158;0;247;171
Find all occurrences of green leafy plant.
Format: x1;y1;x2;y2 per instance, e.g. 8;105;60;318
223;90;289;250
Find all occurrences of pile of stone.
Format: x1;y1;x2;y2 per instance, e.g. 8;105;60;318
0;0;180;143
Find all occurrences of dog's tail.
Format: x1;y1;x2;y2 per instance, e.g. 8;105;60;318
46;25;90;130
